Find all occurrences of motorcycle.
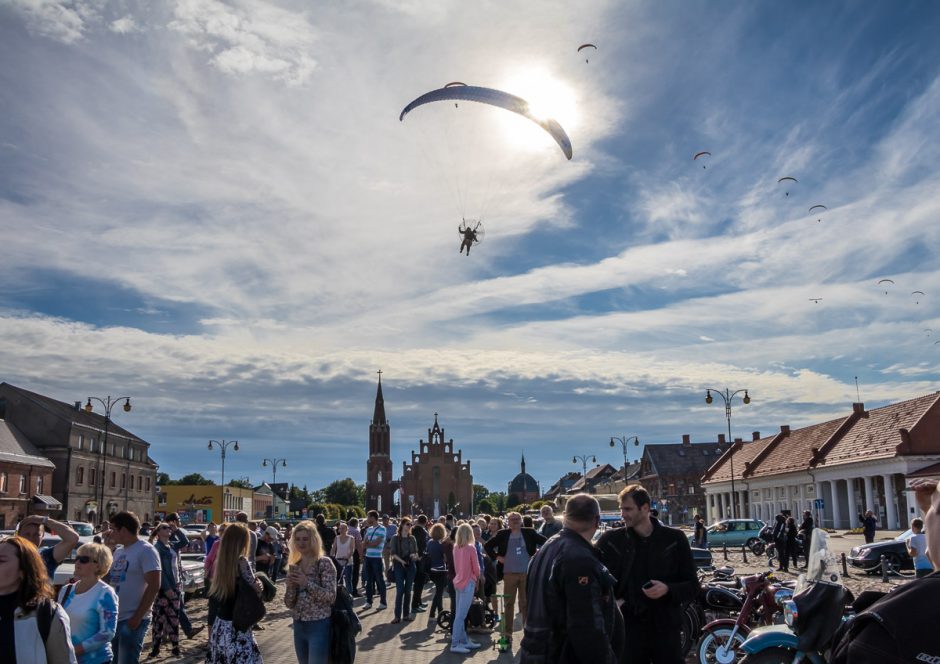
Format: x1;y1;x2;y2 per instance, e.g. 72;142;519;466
739;530;850;663
695;570;792;663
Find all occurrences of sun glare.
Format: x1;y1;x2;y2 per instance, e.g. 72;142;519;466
497;67;579;154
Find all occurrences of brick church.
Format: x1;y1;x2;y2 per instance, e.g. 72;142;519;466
365;374;473;518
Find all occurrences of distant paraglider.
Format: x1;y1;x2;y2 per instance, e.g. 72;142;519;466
912;290;925;304
778;176;798;197
808;204;827;222
878;279;895;295
693;151;712;169
577;43;597;63
809;298;822;304
458;219;484;256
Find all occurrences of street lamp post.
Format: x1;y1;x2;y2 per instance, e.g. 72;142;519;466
84;395;132;526
609;435;640;478
262;458;287;485
207;440;239;489
705;388;751;519
572;454;597;481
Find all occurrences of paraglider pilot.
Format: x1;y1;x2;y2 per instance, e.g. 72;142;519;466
459;225;478;255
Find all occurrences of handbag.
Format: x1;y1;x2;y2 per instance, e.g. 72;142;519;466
232;575;266;631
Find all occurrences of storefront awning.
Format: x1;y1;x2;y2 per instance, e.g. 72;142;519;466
32;495;62;510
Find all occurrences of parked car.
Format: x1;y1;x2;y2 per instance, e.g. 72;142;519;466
847;529;916;573
690;519;766;550
66;521;95;546
52;547;206;597
691;546;713;569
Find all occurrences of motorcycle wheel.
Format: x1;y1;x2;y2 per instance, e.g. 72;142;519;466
680;604;700;657
698;626;747;664
740;648;796;664
746;538;765;556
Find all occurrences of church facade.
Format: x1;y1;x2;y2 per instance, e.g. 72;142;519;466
399;414;473;518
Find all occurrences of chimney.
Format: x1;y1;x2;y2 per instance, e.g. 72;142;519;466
74;401;82;411
780;425;791;435
752;431;761;441
852;402;865;415
682;434;691;446
717;434;726;444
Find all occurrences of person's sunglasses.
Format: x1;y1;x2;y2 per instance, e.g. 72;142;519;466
75;555;95;564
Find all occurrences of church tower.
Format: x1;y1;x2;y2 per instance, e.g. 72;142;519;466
365;372;395;513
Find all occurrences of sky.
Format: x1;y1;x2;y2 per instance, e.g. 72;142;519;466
2;1;940;497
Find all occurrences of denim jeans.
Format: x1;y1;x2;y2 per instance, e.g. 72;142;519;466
393;562;416;619
293;616;331;664
112;616;152;664
364;556;386;604
451;582;476;647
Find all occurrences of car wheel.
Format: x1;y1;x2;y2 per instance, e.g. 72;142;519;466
882;553;902;574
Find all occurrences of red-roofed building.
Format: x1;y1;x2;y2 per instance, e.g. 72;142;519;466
702;394;940;531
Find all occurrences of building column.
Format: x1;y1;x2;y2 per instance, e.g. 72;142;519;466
847;478;858;522
724;492;731;519
863;475;875;520
829;480;842;529
738;491;746;520
883;474;898;529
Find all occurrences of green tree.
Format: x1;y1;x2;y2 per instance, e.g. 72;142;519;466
156;472;174;486
477;498;495;515
177;473;215;486
227;478;252;489
321;478;359;506
355;483;366;507
473;484;490;506
488;491;508;512
506;493;521;508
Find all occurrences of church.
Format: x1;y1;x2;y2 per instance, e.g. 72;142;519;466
365;374;473;517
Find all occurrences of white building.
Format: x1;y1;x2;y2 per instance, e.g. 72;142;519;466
702;394;940;530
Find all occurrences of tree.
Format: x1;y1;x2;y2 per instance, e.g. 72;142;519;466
488;491;508;512
227;478;252;489
473;484;490;507
156;472;174;486
506;493;521;508
477;498;495;515
321;478;359;506
177;473;215;486
355;483;366;507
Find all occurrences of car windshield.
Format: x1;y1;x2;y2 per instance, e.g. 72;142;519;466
72;523;94;536
894;529;914;541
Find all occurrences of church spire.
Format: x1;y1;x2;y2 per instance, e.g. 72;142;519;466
372;370;386;425
521;452;526;475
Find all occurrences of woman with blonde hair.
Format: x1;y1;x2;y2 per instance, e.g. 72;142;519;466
285;520;336;664
58;542;119;663
206;523;263;663
449;523;481;654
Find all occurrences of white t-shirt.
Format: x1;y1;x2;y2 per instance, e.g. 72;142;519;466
109;539;161;621
907;532;932;571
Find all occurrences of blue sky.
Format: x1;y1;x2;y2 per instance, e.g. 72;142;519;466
2;1;939;496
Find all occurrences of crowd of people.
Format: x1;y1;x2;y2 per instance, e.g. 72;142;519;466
1;476;938;663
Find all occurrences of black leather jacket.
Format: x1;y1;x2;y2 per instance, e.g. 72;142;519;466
594;518;698;627
520;529;623;664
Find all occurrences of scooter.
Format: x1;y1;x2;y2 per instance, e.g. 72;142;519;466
739;530;848;664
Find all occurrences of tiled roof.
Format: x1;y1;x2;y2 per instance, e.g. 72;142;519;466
818;393;940;467
569;464;617;491
908;461;940;478
703;437;773;484
0;419;55;468
746;418;844;478
644;442;726;479
1;383;144;443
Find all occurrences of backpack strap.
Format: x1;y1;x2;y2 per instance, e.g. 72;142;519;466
36;598;56;644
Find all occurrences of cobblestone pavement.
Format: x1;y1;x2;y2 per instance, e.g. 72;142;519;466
148;581;522;663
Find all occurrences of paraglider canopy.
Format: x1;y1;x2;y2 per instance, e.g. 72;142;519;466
778;176;798;197
577;43;597;62
693;151;711;168
877;278;895;295
809;204;827;222
400;85;573;160
912;290;925;304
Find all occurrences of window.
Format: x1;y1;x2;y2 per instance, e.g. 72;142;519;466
137;476;142;491
19;475;27;494
121;474;126;489
37;476;43;493
89;468;96;486
89;438;97;452
77;434;84;450
0;472;6;493
688;485;696;495
146;477;151;492
76;467;84;484
158;492;167;506
110;471;116;488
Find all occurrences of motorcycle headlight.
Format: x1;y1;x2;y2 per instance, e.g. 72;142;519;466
849;547;860;557
783;599;798;627
774;588;793;608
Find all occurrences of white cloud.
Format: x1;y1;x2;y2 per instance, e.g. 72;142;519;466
110;15;139;34
6;0;93;43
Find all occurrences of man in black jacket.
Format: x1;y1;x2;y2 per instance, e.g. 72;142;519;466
484;511;546;644
595;484;698;664
520;494;623;664
410;514;429;614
